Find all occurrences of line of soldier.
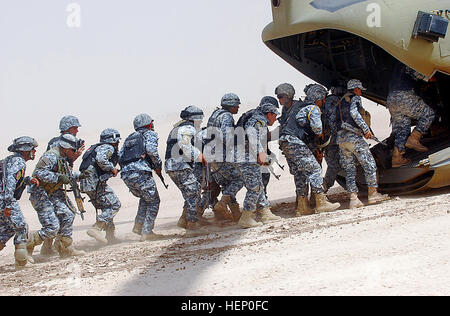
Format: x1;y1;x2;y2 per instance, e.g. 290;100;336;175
0;68;435;269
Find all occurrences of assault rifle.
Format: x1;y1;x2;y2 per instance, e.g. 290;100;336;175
156;172;169;190
62;160;86;220
341;122;382;144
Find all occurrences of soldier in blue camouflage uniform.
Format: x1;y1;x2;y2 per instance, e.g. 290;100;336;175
337;79;389;208
43;115;85;256
273;84;310;206
165;106;209;236
80;129;121;245
386;64;435;167
0;137;38;269
279;84;341;216
322;83;346;192
235;103;281;228
27;134;86;260
204;93;244;222
120;114;163;242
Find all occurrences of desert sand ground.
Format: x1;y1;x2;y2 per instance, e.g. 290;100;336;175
0;103;449;296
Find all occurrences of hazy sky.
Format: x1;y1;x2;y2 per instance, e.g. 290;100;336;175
0;0;315;143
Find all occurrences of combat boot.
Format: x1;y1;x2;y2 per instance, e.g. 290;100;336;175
315;193;340;214
87;221;108;245
132;222;143;235
258;207;281;224
406;130;428;152
139;232;163;242
185;221;209;238
368;187;390;205
40;238;56;257
105;227;120;244
26;231;42;258
177;209;187;228
213;195;233;221
392;147;410;168
58;236;86;258
15;244;28;270
228;202;242;222
0;242;5;251
238;210;262;229
349;193;364;209
296;196;315;217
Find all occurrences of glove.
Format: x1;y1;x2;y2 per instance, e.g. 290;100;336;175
58;174;71;185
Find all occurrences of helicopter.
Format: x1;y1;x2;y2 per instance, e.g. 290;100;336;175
263;0;450;194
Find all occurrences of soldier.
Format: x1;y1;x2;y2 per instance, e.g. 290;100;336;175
80;129;121;245
0;137;39;269
280;84;341;216
119;114;163;242
387;64;435;167
204;93;244;222
337;79;390;208
165;106;208;236
235;103;282;228
322;82;346;192
27;134;86;260
273;83;310;206
43;115;85;255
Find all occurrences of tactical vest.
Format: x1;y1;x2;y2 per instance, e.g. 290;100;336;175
119;131;146;167
79;143;119;176
337;93;363;131
165;121;195;160
280;101;308;141
203;108;230;146
35;147;67;195
0;156;26;201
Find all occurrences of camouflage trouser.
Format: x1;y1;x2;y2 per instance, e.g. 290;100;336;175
29;189;76;239
210;162;244;203
387;90;435;151
0;200;28;245
339;134;378;193
86;183;121;228
167;168;201;223
280;141;323;196
121;171;160;235
234;163;269;211
324;144;342;189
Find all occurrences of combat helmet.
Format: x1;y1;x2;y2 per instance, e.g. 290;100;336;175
59;115;81;132
221;93;241;108
275;83;295;98
306;84;328;102
133;114;154;130
180;106;204;121
7;136;39;152
100;128;121;144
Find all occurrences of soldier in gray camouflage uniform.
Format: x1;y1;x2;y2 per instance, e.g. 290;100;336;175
235;103;282;228
279;84;341;216
43;115;85;256
0;137;38;269
337;79;389;208
273;83;310;205
322;83;346;192
165;106;209;236
120;114;163;242
80;129;121;245
27;134;86;260
387;64;435;167
204;93;244;222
